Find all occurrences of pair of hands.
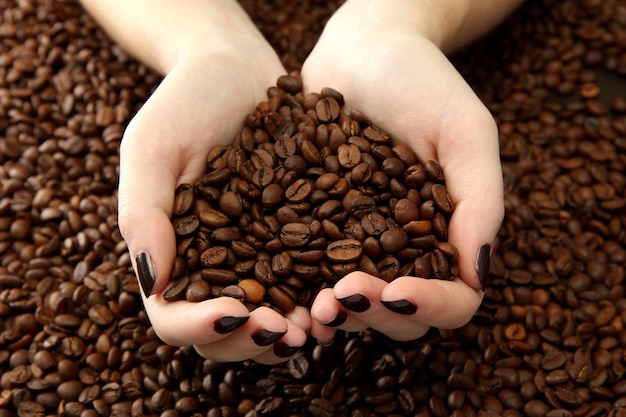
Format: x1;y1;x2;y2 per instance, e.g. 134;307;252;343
118;1;504;364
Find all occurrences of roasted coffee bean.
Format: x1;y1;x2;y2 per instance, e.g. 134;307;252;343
238;279;266;303
200;247;228;268
220;285;246;303
379;229;409;254
326;239;363;263
337;144;361;168
173;184;195;216
186;280;211;302
173;215;199;236
280;223;311;247
254;260;279;286
285;179;313;203
267;285;296;313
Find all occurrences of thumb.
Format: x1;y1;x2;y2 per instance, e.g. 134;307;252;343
117;93;203;298
440;110;504;292
118;124;179;298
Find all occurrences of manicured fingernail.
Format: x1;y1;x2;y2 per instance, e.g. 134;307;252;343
252;329;286;347
323;310;347;327
136;252;155;298
382;299;417;315
337;294;370;313
214;316;249;334
477;244;491;291
273;342;301;358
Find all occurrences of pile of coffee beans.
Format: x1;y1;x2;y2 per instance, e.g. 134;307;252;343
2;0;626;416
168;75;457;313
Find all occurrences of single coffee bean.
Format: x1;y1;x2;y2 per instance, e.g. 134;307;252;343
173;215;199;236
186;280;211;302
316;97;341;123
267;285;296;313
379;229;409;254
285;179;313;203
337;144;361;168
326;239;363;263
280;223;311;247
431;184;454;213
220;285;245;303
173;184;195;216
238;279;266;303
164;276;190;301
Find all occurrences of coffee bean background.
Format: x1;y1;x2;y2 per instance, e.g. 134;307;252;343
1;0;626;416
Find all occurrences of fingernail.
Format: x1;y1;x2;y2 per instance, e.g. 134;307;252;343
477;244;491;291
252;329;286;347
320;338;335;347
323;310;347;327
214;316;249;334
382;299;417;315
136;252;155;298
337;294;370;313
273;342;301;358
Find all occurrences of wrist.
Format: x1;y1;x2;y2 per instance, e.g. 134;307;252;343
81;0;275;75
340;0;467;51
341;0;523;53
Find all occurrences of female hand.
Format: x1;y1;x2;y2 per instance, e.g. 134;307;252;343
301;0;507;344
106;1;310;363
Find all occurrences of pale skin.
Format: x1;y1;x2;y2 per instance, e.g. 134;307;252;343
80;0;524;363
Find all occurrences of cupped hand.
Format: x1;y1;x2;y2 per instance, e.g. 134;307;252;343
301;1;505;344
117;30;309;363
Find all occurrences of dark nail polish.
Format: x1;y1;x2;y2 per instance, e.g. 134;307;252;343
477;244;491;291
273;342;300;358
214;316;249;334
382;299;417;315
136;252;155;298
252;329;286;347
323;310;347;327
337;294;370;313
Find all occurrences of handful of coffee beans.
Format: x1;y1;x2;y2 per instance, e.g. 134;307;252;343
168;74;458;314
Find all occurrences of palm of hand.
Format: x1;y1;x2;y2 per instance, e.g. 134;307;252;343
119;50;314;363
300;19;504;342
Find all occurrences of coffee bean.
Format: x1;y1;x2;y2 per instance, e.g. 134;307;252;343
173;215;199;236
277;74;303;94
379;229;409;254
363;125;391;144
220;285;245;303
10;4;626;417
16;401;45;417
238;279;266;304
337;144;361;168
267;286;296;313
309;398;335;417
326;239;363;263
163;276;190;301
200;246;228;268
251;260;278;287
285;179;313;203
173;184;195;216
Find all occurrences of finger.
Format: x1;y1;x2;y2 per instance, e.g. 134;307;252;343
310;288;367;344
142;295;251;346
332;272;429;341
381;275;484;329
284;305;313;335
437;106;504;291
118;71;208;298
252;317;309;365
193;306;289;362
